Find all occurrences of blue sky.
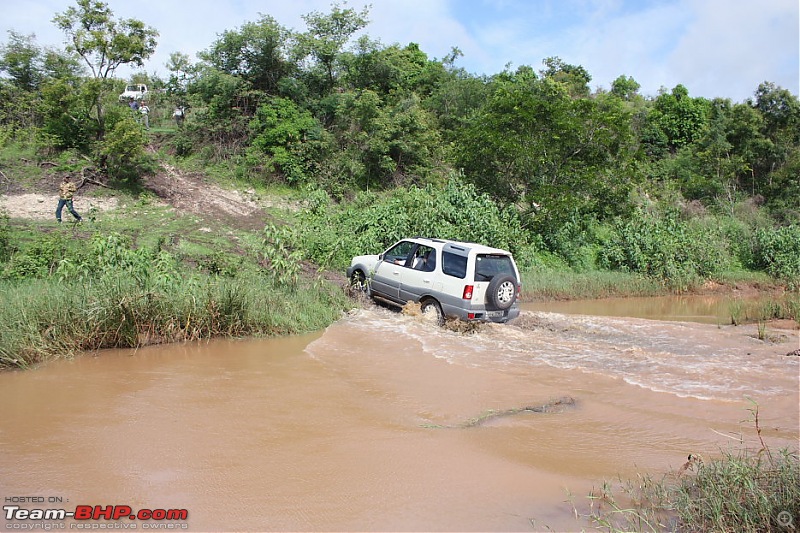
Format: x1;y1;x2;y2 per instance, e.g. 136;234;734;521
2;0;798;102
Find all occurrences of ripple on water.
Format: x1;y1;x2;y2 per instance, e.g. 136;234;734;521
311;308;799;402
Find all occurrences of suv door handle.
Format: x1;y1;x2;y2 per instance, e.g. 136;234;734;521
393;271;400;275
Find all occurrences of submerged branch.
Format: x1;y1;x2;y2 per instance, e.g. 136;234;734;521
424;396;577;429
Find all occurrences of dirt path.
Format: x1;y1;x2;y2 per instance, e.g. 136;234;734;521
142;163;272;230
0;192;120;220
1;162;293;230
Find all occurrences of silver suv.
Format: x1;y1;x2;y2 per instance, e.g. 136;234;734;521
347;237;521;324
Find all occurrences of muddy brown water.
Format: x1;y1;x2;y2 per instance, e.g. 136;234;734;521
1;297;798;532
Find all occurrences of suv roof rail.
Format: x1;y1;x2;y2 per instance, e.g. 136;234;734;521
412;236;451;244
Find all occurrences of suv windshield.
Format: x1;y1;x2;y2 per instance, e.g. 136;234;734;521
474;254;515;281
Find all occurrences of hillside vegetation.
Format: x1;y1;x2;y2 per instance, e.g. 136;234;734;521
1;1;799;370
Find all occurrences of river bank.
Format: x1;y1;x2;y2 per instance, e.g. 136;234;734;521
1;166;797;372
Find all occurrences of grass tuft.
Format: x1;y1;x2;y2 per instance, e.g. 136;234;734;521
582;404;799;532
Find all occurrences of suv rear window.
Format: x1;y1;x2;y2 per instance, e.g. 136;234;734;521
442;251;467;279
474;254;515;281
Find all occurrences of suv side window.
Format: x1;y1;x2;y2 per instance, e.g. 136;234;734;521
442;251;467;279
412;245;436;271
474;254;516;281
383;241;416;266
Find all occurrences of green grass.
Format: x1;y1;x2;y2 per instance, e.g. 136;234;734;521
0;197;352;370
727;293;800;326
582;404;799;533
584;447;799;533
0;269;350;370
520;269;664;300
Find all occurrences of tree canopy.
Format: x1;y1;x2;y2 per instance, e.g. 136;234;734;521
0;0;798;278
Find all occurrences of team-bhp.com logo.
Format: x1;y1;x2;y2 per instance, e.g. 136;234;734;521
4;503;189;529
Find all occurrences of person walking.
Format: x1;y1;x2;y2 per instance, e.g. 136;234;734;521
140;101;150;129
172;106;185;127
56;175;82;223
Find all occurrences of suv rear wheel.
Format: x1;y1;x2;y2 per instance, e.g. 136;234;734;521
487;275;517;309
420;298;444;326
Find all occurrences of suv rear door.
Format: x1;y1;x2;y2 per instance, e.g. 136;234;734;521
471;253;519;309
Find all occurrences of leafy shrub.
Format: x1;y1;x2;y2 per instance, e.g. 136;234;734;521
753;225;800;289
99;116;153;181
262;223;302;286
0;209;11;263
599;208;732;290
293;176;532;269
2;232;71;279
197;250;242;277
247;97;323;184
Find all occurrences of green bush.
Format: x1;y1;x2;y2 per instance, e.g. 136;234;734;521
2;232;71;279
247;97;324;184
99;116;153;181
753;225;800;289
0;209;11;263
598;208;733;290
293;176;533;270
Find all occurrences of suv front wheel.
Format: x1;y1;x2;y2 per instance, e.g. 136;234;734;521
349;269;368;293
487;275;517;310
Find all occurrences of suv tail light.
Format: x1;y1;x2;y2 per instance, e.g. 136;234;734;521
462;285;474;300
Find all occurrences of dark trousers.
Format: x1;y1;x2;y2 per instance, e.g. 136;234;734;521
56;199;81;221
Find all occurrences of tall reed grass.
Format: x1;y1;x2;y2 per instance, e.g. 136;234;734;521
521;270;663;300
583;405;799;532
727;293;800;325
0;272;349;370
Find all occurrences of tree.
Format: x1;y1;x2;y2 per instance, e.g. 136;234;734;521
540;56;591;98
185;66;253;156
0;31;83;132
341;39;438;98
424;68;490;140
294;2;369;94
0;31;44;91
753;82;800;138
52;0;158;142
199;15;293;94
455;67;636;240
751;82;800;216
165;52;193;104
52;0;158;80
646;84;709;152
610;75;640;101
690;98;753;209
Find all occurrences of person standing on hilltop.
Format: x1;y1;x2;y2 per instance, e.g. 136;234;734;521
56;175;82;223
139;101;150;129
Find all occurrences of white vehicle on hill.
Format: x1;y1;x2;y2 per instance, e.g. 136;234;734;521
347;237;521;324
119;83;148;102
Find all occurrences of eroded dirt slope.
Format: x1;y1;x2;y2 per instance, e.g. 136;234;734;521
1;161;291;230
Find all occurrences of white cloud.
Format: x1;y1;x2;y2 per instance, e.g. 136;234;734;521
668;0;800;101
